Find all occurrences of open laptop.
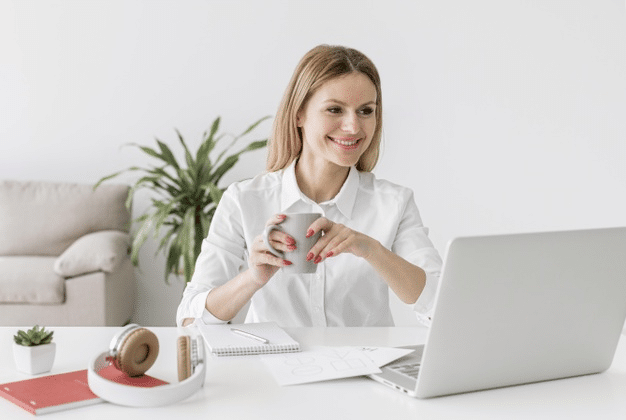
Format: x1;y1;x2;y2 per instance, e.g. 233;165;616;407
369;227;626;398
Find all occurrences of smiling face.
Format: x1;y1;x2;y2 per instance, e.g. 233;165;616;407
296;72;378;170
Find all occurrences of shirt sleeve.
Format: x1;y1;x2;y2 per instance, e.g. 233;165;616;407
391;190;443;327
176;184;248;326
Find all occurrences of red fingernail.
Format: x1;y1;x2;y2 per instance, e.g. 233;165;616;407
326;251;334;258
283;260;292;266
314;256;322;264
306;229;314;238
306;253;314;261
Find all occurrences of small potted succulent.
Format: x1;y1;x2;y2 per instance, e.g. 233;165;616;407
13;325;56;375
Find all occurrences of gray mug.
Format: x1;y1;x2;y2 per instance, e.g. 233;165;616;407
262;212;322;274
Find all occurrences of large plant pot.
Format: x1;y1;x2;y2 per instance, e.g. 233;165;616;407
13;342;56;375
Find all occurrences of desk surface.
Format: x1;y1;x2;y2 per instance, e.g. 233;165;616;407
1;326;626;419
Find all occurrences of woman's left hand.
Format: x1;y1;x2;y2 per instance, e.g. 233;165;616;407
305;217;378;264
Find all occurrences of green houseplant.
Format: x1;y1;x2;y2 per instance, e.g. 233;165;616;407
13;326;56;374
96;116;269;283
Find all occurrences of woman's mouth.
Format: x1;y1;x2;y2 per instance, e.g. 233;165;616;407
327;136;360;149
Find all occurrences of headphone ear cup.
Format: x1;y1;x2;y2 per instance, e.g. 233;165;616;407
177;336;192;382
117;328;159;377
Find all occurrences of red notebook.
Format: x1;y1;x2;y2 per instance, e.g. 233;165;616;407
0;367;168;415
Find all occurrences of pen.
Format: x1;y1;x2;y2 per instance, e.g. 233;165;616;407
230;328;269;344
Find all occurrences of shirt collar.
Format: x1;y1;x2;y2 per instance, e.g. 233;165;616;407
280;159;360;219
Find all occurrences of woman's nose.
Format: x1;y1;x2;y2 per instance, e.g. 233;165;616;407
341;112;359;133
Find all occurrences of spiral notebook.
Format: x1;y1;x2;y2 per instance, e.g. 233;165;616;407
198;322;301;356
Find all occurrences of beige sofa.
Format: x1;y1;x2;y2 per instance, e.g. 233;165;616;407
0;180;135;326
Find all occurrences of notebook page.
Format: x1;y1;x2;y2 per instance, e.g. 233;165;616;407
198;322;300;356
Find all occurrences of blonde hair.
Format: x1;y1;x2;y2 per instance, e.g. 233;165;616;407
267;45;383;172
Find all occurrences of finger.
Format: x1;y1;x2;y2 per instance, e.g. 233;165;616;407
251;238;291;267
306;217;332;238
265;230;296;254
323;237;350;260
271;229;296;248
253;234;293;256
315;231;351;263
265;213;287;227
252;251;292;268
267;214;296;246
306;228;341;263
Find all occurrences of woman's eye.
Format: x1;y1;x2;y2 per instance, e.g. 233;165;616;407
359;107;374;116
327;107;342;114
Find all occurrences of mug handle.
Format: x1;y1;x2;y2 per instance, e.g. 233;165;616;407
262;224;284;258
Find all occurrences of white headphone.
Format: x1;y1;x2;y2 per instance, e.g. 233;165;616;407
87;324;206;407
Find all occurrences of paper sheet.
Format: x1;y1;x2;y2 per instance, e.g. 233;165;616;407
261;346;414;386
355;346;415;368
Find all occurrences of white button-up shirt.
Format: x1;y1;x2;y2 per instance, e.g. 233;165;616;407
176;160;442;327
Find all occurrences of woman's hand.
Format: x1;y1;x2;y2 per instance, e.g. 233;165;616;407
305;217;426;304
248;214;294;285
305;217;377;264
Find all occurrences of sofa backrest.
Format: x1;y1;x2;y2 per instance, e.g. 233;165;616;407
0;180;131;256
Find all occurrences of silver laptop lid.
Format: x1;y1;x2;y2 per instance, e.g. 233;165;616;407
416;227;626;398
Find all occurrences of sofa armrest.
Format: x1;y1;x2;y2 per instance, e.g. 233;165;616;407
54;230;131;278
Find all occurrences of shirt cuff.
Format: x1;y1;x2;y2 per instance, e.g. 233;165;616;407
201;308;229;325
189;290;229;325
413;271;439;327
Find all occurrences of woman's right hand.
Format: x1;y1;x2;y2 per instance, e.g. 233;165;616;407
248;214;295;285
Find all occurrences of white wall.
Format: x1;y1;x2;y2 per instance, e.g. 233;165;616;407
1;0;624;326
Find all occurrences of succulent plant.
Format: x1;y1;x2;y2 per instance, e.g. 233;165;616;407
13;325;54;346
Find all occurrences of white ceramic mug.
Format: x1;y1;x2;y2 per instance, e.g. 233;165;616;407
262;212;322;274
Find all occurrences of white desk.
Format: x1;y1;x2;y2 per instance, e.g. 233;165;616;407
1;326;626;419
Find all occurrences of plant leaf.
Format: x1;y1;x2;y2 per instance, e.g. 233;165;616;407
197;116;221;164
130;216;155;265
210;155;239;185
209;139;267;185
238;115;271;137
133;144;163;161
156;139;180;170
165;240;182;284
212;116;270;168
176;129;195;170
179;207;196;283
205;182;223;204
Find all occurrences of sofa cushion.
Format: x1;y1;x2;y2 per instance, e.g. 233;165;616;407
0;257;65;304
54;230;131;277
0;180;130;256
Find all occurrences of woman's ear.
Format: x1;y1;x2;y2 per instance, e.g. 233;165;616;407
296;106;306;128
296;111;303;127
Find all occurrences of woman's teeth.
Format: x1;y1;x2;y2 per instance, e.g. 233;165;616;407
330;137;359;146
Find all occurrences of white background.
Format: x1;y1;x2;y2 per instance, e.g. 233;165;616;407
1;0;624;326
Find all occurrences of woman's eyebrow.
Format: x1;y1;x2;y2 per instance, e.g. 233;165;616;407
322;99;377;106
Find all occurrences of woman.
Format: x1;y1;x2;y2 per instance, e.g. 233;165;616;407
177;45;442;327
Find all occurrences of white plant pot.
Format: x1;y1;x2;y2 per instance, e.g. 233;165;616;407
13;342;56;375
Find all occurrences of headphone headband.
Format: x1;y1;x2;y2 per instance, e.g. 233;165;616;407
108;323;141;357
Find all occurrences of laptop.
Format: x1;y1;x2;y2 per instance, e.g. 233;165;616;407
369;227;626;398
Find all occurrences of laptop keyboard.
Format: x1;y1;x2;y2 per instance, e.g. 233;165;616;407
389;362;421;379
